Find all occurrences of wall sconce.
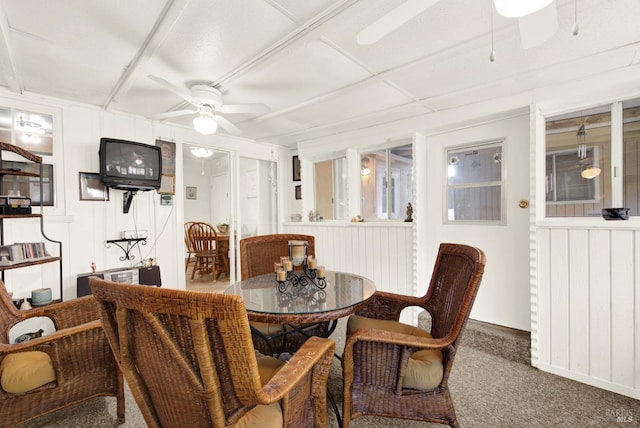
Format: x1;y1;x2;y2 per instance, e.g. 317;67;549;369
361;157;371;176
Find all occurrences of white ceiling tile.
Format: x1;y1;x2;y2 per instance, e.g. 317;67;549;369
222;39;372;109
282;81;414;127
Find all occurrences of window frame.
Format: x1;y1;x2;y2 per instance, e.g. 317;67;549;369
444;140;505;225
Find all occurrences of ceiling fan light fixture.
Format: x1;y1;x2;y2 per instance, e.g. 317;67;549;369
15;115;45;135
193;108;218;135
493;0;554;18
190;147;215;159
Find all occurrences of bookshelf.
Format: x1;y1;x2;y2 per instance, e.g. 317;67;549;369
0;142;63;300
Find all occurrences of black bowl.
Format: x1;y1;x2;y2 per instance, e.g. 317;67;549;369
602;208;630;220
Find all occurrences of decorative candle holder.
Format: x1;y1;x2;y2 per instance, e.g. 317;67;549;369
288;240;308;267
274;255;326;293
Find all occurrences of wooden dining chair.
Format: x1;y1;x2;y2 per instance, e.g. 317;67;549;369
342;243;486;428
239;233;331;356
184;221;196;273
89;277;335;428
188;222;228;281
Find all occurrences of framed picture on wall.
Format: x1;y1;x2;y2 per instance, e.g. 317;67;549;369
158;175;175;195
156;139;176;175
186;186;197;200
295;185;301;200
292;155;301;181
79;172;109;201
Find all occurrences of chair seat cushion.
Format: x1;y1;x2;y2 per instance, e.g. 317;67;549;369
234;353;284;428
347;315;444;390
1;351;57;394
256;353;284;386
251;322;286;336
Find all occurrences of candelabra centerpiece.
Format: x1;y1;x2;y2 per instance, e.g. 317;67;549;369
274;240;326;293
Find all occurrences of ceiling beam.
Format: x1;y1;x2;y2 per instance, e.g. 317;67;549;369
213;0;363;90
0;6;22;93
103;0;192;110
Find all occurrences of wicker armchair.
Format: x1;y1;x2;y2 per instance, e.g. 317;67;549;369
89;277;335;428
342;243;486;428
239;234;331;356
0;280;124;427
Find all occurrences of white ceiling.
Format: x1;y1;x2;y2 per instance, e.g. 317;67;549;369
0;0;638;148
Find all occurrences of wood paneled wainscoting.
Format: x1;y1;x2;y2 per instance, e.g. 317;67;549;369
282;222;416;323
534;220;640;399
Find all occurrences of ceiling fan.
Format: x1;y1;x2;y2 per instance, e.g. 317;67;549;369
148;75;270;135
357;0;560;50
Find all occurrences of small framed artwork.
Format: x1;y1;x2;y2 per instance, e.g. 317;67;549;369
158;175;175;195
295;185;302;200
186;186;197;200
79;172;109;201
292;155;301;182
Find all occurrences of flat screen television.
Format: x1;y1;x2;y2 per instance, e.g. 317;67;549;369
99;138;162;191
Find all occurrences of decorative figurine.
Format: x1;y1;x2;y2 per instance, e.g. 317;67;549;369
404;202;414;222
90;261;96;273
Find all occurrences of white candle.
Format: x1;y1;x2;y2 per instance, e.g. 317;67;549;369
284;260;293;271
308;258;317;269
317;266;325;278
274;262;283;273
277;269;286;281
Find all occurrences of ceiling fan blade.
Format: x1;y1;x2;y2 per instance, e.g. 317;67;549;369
151;108;198;120
357;0;441;45
517;2;558;49
219;103;270;115
147;74;193;103
213;115;242;135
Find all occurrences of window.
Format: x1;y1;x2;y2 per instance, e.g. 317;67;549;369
361;144;413;220
446;142;503;223
546;147;600;203
545;106;612;217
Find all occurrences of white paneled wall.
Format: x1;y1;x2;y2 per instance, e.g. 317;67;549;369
534;222;640;399
283;222;416;321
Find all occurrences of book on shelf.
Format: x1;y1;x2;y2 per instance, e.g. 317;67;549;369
0;242;51;266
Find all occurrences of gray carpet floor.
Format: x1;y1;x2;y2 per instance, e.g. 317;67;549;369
17;315;640;428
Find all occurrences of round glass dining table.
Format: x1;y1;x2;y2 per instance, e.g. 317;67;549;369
224;270;376;325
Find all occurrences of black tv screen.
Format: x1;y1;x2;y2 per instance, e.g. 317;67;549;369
99;138;162;191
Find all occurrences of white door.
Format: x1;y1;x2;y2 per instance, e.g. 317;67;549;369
422;115;531;331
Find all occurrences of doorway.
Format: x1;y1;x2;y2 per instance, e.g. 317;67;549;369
183;145;231;291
